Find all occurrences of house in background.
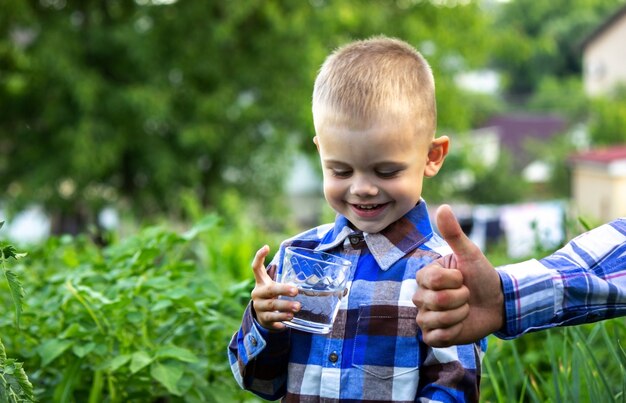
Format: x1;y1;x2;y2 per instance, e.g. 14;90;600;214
482;113;567;164
473;113;568;183
570;145;626;222
574;4;626;222
582;4;626;97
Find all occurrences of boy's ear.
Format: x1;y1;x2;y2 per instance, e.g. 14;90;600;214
424;135;450;177
313;136;320;152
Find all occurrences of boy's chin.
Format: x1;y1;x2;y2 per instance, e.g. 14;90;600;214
351;219;391;234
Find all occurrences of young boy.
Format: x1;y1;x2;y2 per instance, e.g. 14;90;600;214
228;36;484;402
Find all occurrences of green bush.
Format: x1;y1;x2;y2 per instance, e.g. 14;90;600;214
0;215;278;402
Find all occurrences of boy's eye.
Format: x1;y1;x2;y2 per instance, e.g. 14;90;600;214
330;169;352;178
376;170;400;178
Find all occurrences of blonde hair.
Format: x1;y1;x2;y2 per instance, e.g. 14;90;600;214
313;36;436;138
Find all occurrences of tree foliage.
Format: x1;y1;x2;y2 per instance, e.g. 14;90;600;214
3;0;625;232
491;0;624;96
588;85;626;145
0;0;498;233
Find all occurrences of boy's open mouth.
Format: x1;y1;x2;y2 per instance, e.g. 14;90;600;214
355;204;382;210
350;203;389;216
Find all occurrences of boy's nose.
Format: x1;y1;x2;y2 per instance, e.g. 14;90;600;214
350;176;378;197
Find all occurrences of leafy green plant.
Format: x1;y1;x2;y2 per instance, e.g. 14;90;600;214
0;215;271;402
1;221;35;402
0;338;35;403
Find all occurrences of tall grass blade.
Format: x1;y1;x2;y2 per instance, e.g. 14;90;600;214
510;339;541;402
546;331;562;402
483;353;503;401
575;327;612;390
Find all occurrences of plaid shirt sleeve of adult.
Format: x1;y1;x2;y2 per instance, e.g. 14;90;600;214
495;218;626;339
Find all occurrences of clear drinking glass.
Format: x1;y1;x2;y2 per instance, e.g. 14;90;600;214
278;246;351;334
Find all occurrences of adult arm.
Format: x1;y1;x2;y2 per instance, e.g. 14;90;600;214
414;204;626;346
497;217;626;338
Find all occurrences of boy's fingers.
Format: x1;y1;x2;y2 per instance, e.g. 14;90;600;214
251;245;272;285
255;297;300;315
252;281;299;301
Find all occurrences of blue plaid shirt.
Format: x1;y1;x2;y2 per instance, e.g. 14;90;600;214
228;201;485;402
497;218;626;339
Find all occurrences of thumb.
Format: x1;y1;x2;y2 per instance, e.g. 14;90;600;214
251;245;272;285
436;204;476;259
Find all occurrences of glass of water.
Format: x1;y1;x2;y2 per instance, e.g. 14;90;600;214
278;246;351;334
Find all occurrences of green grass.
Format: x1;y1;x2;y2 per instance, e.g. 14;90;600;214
482;319;626;402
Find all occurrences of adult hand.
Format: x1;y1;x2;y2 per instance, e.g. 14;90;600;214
413;205;504;346
250;245;301;331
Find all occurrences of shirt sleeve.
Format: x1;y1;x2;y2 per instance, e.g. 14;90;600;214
495;218;626;339
227;300;291;400
227;258;292;401
417;340;485;402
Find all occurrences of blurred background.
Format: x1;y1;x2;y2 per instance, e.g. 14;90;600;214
2;1;626;401
0;0;626;256
3;0;626;249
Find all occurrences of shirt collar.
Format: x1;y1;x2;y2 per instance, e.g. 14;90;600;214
315;200;434;270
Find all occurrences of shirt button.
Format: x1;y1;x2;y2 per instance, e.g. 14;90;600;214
328;352;338;363
250;336;258;347
349;235;362;245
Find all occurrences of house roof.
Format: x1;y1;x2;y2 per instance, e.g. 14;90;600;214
581;4;626;51
570;145;626;164
481;113;568;166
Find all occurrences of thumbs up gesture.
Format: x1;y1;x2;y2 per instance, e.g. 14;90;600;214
413;205;504;346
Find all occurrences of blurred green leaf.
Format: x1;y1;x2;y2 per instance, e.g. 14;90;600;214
150;362;183;396
38;339;73;366
72;342;96;358
130;351;153;374
155;345;199;363
99;354;131;372
182;214;220;240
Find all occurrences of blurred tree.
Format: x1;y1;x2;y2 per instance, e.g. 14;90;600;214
0;0;497;234
528;76;589;122
492;0;624;97
588;85;626;145
465;149;529;204
524;134;576;199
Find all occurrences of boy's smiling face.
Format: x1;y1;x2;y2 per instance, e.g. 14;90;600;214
314;117;448;234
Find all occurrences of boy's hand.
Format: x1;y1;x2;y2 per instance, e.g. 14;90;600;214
250;245;301;331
